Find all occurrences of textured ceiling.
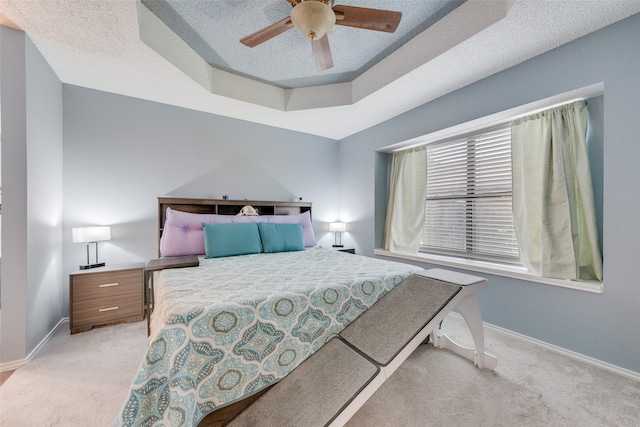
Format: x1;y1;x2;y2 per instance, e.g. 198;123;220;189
1;1;639;140
141;0;465;89
137;0;514;110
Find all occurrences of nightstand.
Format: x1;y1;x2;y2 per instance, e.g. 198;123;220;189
145;255;200;335
69;263;145;334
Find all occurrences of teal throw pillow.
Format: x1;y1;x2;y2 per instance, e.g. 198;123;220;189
202;222;262;258
258;222;305;253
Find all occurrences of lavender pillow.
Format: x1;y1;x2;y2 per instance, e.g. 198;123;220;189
159;208;316;256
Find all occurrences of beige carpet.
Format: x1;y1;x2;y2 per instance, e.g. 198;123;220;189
347;315;640;427
0;321;148;426
1;314;639;426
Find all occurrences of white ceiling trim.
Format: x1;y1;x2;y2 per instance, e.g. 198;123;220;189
138;0;514;112
352;0;514;104
137;1;287;111
1;1;639;140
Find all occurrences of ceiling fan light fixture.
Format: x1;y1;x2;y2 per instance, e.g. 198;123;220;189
291;0;336;40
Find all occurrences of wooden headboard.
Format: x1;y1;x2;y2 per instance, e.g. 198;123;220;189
157;197;313;254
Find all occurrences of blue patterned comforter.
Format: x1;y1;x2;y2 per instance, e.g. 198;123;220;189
115;248;422;426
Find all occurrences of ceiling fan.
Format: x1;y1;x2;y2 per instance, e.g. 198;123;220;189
240;0;402;71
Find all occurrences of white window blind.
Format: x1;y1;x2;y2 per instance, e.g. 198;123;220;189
420;125;520;263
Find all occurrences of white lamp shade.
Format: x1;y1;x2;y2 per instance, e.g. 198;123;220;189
329;222;346;232
72;226;111;243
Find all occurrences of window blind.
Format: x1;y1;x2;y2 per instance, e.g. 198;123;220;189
420;125;520;263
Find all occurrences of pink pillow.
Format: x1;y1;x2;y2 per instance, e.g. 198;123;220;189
159;208;316;256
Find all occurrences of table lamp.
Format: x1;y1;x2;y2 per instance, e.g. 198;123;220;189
72;226;111;269
329;222;346;247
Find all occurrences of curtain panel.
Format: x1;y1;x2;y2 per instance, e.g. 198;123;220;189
383;146;427;253
511;101;603;281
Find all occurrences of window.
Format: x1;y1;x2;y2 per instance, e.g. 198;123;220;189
420;125;520;264
379;89;604;291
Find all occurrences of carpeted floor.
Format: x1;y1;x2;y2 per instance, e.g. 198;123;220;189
1;314;639;426
347;315;640;427
0;321;148;426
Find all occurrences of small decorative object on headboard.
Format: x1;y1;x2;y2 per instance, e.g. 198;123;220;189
237;205;259;216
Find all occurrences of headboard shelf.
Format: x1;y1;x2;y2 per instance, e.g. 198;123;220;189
157;197;313;253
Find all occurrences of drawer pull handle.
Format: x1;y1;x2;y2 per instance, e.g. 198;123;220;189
99;306;119;312
99;282;119;288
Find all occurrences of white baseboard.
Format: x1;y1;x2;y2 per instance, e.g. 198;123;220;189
0;317;68;373
4;314;639;383
447;312;640;382
0;358;27;372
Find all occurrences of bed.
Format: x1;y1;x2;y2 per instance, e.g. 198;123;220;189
115;197;495;427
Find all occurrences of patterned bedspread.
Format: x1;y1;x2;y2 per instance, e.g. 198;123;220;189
116;248;422;426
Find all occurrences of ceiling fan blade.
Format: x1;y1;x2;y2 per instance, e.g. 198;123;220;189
240;16;294;47
312;35;333;71
333;5;402;33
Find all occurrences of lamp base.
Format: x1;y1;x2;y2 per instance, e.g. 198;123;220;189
332;245;344;248
79;262;105;270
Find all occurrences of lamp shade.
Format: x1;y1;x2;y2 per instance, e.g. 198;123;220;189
329;222;346;232
290;0;336;40
72;226;111;243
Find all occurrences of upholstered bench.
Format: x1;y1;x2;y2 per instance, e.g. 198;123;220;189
229;268;497;427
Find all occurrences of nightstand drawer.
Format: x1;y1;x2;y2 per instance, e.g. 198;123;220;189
69;263;145;334
72;269;142;302
72;293;143;327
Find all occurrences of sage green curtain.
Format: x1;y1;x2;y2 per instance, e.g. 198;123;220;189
383;146;427;253
511;100;603;281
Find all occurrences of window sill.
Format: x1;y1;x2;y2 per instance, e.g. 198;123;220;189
374;249;603;294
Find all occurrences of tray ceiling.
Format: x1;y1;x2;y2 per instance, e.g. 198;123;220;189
1;1;639;139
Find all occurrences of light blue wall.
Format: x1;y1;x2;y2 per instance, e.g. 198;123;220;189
25;29;64;352
0;26;28;364
61;86;339;312
2;11;638;376
1;32;339;365
0;27;64;363
339;13;640;373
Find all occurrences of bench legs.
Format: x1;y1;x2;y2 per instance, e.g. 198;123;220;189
430;292;497;370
